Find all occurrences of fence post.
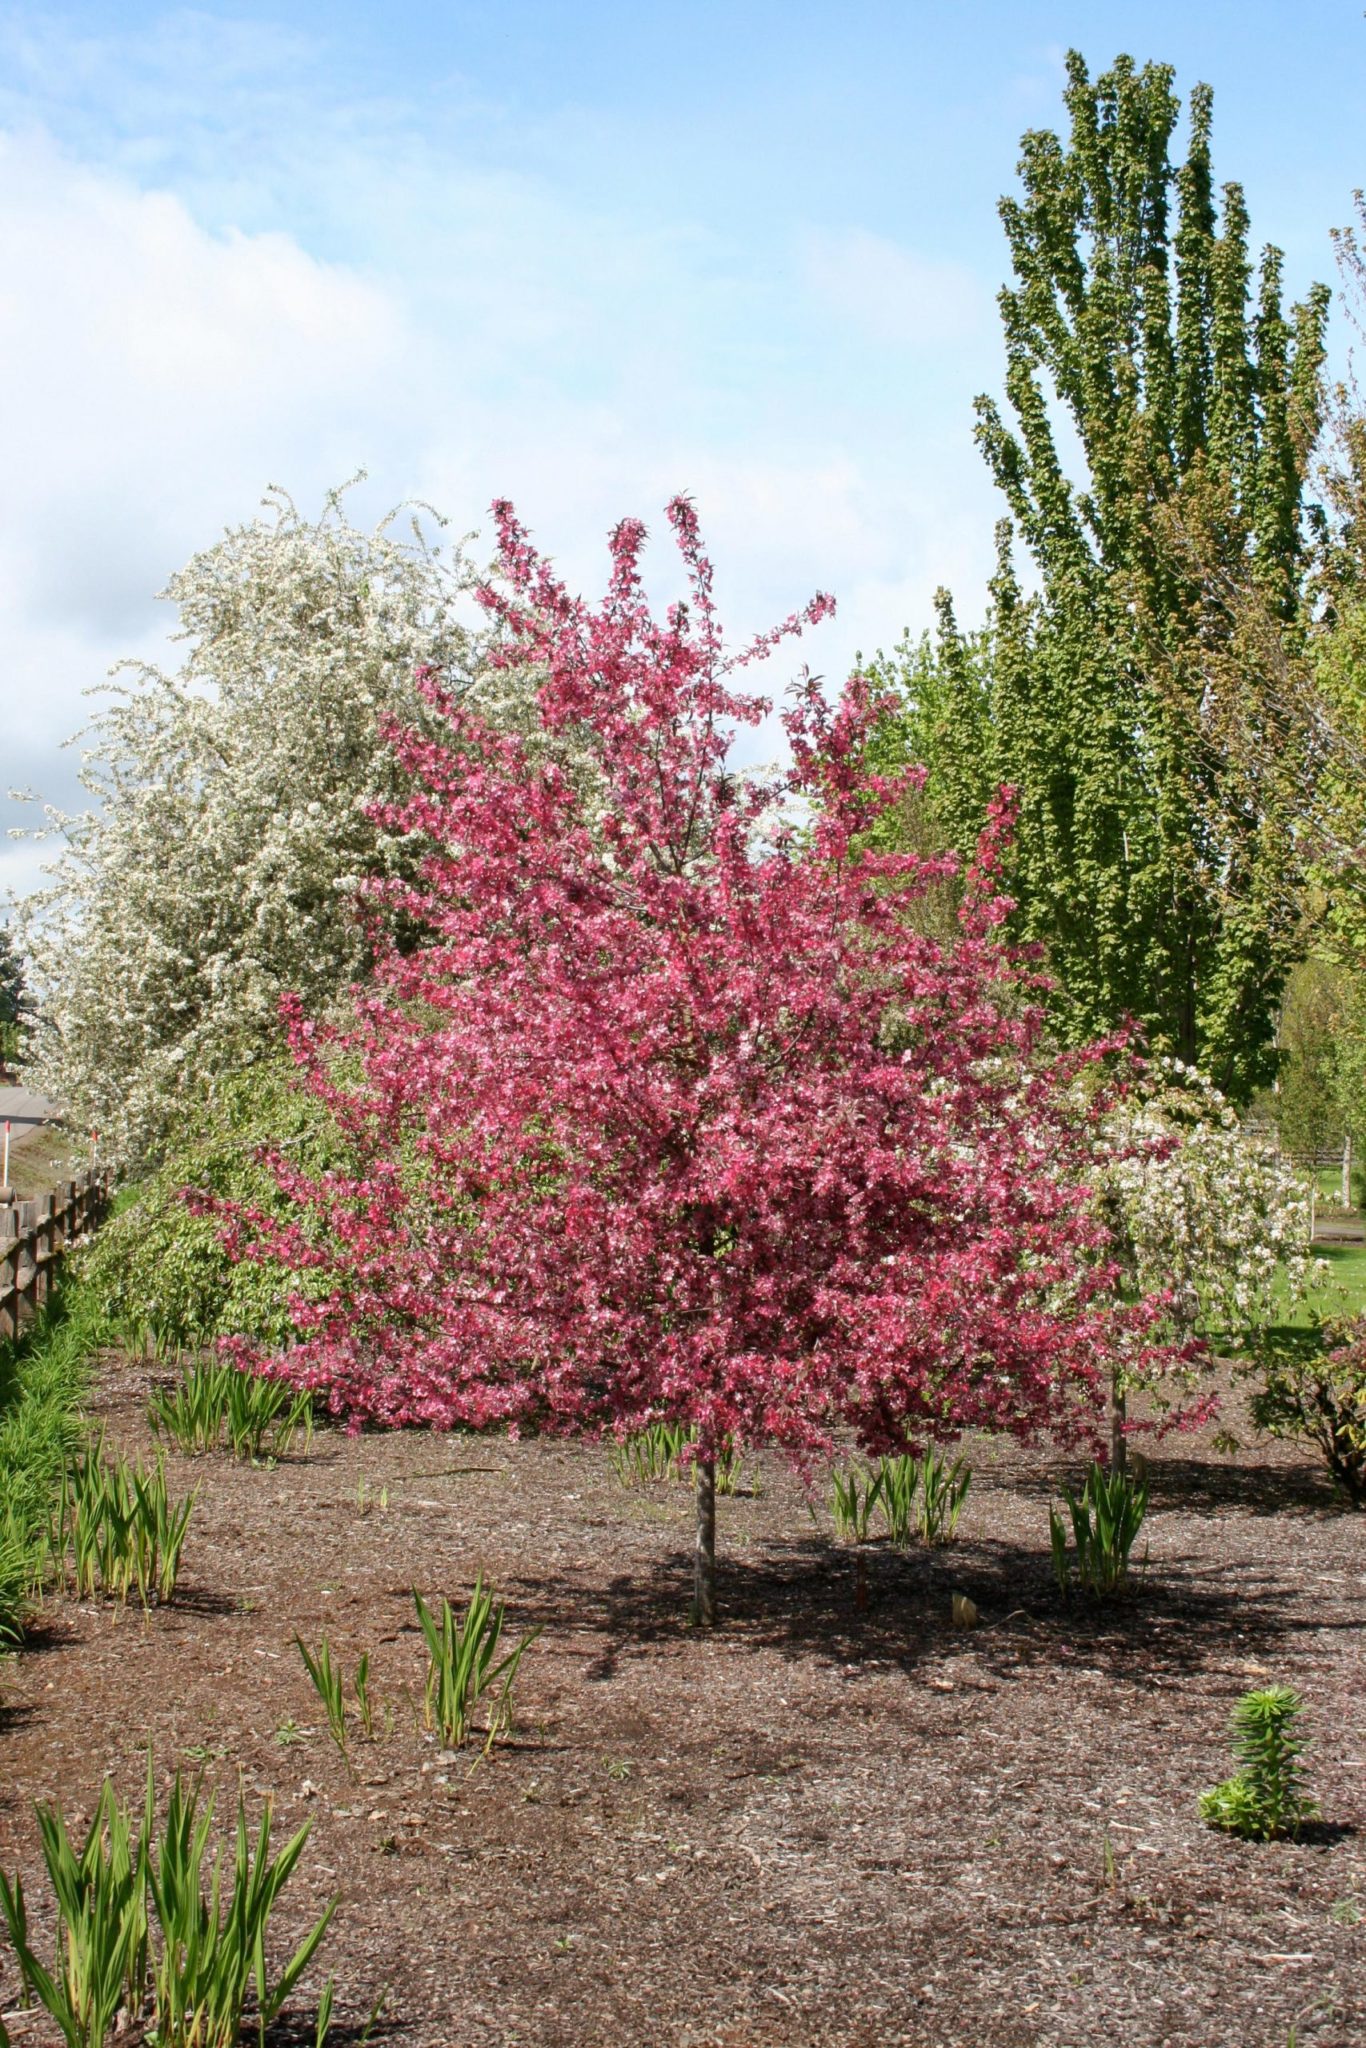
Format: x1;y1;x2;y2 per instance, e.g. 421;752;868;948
0;1174;109;1345
15;1201;37;1327
0;1207;15;1343
38;1194;56;1309
51;1180;66;1257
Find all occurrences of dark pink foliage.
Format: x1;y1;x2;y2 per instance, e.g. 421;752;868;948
217;497;1187;1459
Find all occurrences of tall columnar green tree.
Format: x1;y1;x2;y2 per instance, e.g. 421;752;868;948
874;51;1329;1100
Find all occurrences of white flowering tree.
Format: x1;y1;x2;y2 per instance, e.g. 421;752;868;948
1095;1059;1315;1341
1089;1058;1316;1458
14;482;505;1169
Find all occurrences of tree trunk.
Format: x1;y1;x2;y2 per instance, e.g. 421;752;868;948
693;1456;717;1627
1109;1372;1127;1475
1344;1132;1353;1212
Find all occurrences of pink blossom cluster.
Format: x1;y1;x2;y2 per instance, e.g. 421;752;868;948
210;497;1194;1460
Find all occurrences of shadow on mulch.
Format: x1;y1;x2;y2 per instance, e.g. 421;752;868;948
168;1586;248;1618
1148;1457;1344;1515
993;1455;1341;1515
2;1615;72;1661
268;2010;408;2046
1298;1819;1359;1847
507;1525;1318;1689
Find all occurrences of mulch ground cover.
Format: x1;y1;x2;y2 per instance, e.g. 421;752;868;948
0;1352;1363;2048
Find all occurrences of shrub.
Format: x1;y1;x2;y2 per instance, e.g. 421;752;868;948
77;1065;350;1352
1049;1461;1148;1596
0;927;28;1075
1094;1060;1316;1343
1249;1322;1366;1507
17;482;491;1174
1200;1686;1320;1840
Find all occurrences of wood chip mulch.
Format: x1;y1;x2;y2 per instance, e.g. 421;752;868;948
0;1355;1362;2048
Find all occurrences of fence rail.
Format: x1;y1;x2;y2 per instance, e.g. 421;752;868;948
1242;1123;1356;1208
0;1172;109;1343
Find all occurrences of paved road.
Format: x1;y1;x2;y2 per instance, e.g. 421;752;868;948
0;1086;60;1133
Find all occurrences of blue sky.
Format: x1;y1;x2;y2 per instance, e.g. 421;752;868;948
2;1;1364;897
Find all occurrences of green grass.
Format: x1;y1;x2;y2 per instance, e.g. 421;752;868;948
1218;1244;1366;1356
1281;1242;1366;1330
1307;1163;1361;1212
0;1280;102;1640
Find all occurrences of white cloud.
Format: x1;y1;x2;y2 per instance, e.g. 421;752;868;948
800;227;987;346
0;128;406;638
0;114;1004;905
0;125;422;897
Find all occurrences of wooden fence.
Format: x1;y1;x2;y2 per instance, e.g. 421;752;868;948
1243;1123;1356;1207
0;1172;109;1343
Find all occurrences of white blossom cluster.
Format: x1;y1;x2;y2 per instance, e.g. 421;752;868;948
1093;1058;1316;1339
14;482;505;1169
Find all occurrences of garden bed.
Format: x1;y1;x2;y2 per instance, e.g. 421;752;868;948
0;1353;1362;2048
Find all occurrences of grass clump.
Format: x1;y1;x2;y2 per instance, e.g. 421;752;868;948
0;1774;147;2047
1049;1460;1149;1597
915;1445;972;1544
149;1359;314;1463
0;1287;102;1641
52;1435;193;1608
295;1636;378;1765
608;1421;689;1485
608;1423;745;1493
829;1446;972;1548
830;1462;881;1543
0;1759;338;2046
415;1576;540;1753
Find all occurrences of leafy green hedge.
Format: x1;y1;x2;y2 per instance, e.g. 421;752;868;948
78;1063;350;1352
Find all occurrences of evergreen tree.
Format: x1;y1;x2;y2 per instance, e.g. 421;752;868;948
874;52;1329;1100
0;927;25;1030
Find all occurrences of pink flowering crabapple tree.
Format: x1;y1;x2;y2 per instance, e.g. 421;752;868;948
218;497;1187;1623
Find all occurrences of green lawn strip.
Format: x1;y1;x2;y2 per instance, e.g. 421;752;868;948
1275;1241;1366;1332
1306;1162;1358;1208
0;1275;103;1640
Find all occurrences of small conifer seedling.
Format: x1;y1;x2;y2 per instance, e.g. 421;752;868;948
1200;1686;1320;1840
